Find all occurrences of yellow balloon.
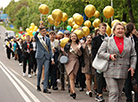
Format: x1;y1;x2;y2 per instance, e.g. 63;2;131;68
39;4;49;15
34;26;38;30
52;9;63;22
103;6;114;19
62;12;68;22
26;28;29;32
94;11;100;18
54;21;61;26
60;38;69;48
111;19;120;27
84;20;91;28
73;13;80;20
48;15;54;24
16;35;18;38
94;27;99;31
74;29;85;39
72;22;76;26
31;23;35;27
68;17;74;27
106;25;111;36
29;26;33;30
82;26;90;37
122;21;127;25
29;30;33;35
71;29;74;32
84;4;96;18
73;24;80;30
93;19;101;27
74;14;84;26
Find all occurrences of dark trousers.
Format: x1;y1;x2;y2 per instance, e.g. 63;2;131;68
125;71;138;102
76;66;86;88
17;51;22;63
31;51;37;72
12;50;14;58
49;63;58;87
6;49;11;59
23;53;31;74
59;63;65;88
96;72;106;94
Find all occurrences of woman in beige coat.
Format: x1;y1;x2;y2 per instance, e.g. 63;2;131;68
82;35;95;97
63;33;82;99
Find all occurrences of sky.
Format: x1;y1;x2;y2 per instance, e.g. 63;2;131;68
0;0;19;9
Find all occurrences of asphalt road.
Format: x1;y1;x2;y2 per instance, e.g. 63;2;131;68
0;25;127;102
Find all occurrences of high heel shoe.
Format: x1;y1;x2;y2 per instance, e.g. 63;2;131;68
70;93;76;99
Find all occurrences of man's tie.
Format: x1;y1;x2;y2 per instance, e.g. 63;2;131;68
43;37;45;41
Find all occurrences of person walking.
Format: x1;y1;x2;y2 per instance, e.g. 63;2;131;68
125;23;138;102
63;32;82;99
97;22;136;102
34;25;53;94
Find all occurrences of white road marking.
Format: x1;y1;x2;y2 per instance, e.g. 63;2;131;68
0;61;41;102
0;65;31;102
10;67;56;102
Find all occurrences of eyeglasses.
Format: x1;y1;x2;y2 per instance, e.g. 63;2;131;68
41;30;46;32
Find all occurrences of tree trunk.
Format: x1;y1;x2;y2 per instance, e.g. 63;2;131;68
127;0;135;23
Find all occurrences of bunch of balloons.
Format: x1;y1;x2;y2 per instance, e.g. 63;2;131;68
25;23;38;38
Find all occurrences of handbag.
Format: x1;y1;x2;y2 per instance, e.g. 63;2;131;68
59;55;69;64
92;38;109;72
131;77;138;93
92;54;108;72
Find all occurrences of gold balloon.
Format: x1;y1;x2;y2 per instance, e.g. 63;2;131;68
60;38;69;48
73;13;80;20
74;29;85;39
72;22;76;26
84;4;96;18
39;4;49;15
26;28;29;32
31;23;35;27
52;9;63;22
54;21;61;26
84;20;91;28
122;21;127;25
111;19;120;27
74;14;84;26
103;6;114;19
82;26;90;37
71;29;74;32
29;26;33;30
68;17;74;27
93;19;101;27
106;25;111;36
48;15;54;24
73;24;80;30
62;12;68;22
94;27;99;31
94;11;100;18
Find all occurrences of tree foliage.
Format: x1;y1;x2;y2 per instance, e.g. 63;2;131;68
4;0;138;30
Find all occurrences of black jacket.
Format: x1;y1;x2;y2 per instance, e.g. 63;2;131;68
22;41;33;57
92;34;107;61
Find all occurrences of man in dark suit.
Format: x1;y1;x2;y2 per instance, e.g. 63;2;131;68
5;39;12;59
92;23;108;102
22;35;33;78
34;26;53;94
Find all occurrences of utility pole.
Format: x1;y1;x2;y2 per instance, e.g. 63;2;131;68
111;0;113;22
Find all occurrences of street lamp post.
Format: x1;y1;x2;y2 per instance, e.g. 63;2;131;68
111;0;113;22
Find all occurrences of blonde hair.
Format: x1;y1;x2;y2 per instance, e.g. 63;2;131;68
112;22;126;35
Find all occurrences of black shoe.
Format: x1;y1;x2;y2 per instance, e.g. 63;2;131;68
70;93;76;99
37;86;41;91
79;88;84;92
43;89;51;94
95;95;104;102
89;92;92;97
41;81;43;85
52;86;58;90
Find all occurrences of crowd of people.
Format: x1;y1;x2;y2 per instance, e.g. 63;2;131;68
5;22;138;102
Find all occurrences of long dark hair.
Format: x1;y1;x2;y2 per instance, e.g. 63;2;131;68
125;23;135;37
68;33;79;44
